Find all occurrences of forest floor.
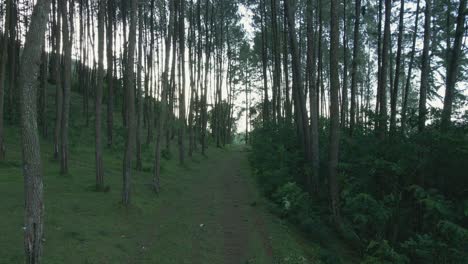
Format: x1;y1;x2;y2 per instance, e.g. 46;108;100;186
0;125;322;263
0;89;352;263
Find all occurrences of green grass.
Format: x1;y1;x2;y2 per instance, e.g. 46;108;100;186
0;85;343;263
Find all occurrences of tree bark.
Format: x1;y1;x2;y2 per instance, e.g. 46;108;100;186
19;0;52;262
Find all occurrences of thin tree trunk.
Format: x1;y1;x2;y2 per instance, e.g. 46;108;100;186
307;0;319;193
154;0;173;192
59;0;73;175
106;0;114;147
283;7;291;123
260;0;269;123
377;0;391;139
329;0;342;223
285;0;312;185
341;0;348;129
95;0;105;188
418;0;431;133
136;4;143;171
53;0;61;160
390;0;405;136
122;0;137;205
0;0;11;160
349;0;361;135
178;0;186;164
401;0;420;134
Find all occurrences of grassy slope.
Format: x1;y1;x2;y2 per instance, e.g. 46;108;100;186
0;86;325;263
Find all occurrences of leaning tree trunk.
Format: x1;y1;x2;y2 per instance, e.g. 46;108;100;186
122;0;137;205
19;0;52;262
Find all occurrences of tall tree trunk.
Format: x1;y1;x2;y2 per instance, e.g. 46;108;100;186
401;0;420;134
178;0;186;164
377;0;391;139
418;0;431;133
136;4;143;171
375;0;383;131
283;7;291;123
441;0;466;131
19;0;52;262
329;0;341;223
284;0;312;186
271;0;281;122
7;0;17;122
341;0;348;129
59;0;73;175
106;0;114;147
122;0;137;205
307;0;319;193
0;0;11;160
260;0;270;123
95;0;105;188
53;0;62;160
349;0;361;135
390;0;405;136
154;0;173;192
146;0;155;145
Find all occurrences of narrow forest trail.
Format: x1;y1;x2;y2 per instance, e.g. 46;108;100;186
134;146;316;264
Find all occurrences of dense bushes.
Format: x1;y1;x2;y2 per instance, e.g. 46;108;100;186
249;121;468;263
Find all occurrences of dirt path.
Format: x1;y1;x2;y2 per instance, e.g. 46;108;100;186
134;146;312;264
189;147;274;264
